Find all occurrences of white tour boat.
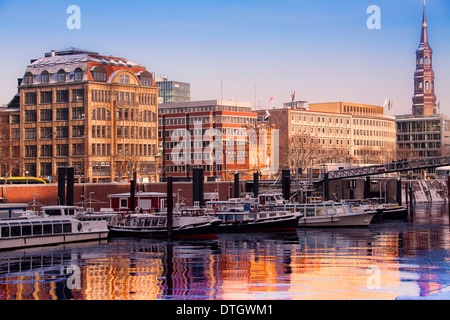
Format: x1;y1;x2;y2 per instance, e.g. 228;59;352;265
0;205;109;251
109;207;221;239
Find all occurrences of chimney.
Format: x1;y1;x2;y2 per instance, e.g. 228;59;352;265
51;50;56;57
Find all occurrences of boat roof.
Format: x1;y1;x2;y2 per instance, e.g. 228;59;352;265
107;192;167;198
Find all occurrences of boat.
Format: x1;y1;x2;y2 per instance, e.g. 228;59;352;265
109;207;221;239
374;203;408;219
0;205;109;251
293;201;376;227
256;192;376;227
204;200;301;233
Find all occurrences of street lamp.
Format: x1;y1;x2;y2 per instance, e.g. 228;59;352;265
25;171;29;184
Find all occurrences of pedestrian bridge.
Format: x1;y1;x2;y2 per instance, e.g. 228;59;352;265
325;156;450;181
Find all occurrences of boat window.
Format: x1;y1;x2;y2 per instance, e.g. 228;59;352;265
43;223;53;234
33;224;42;235
22;223;32;236
53;223;62;234
151;218;158;226
63;223;72;233
1;226;9;238
247;214;256;220
46;209;62;216
11;224;21;237
236;215;243;221
306;208;315;217
225;214;234;221
65;209;75;216
269;213;277;217
316;207;324;216
144;219;151;227
259;214;266;219
217;214;224;220
158;218;166;227
326;207;335;215
137;219;145;227
335;206;346;215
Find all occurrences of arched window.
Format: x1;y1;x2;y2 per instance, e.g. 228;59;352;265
91;66;107;82
138;71;153;86
24;72;34;85
41;71;49;84
74;68;83;81
419;57;424;65
57;69;66;83
419;81;423;89
426;81;430;91
425;56;429;65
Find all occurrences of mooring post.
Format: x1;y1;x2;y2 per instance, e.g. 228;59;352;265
167;176;173;240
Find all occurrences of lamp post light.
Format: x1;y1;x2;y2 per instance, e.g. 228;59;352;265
25;171;29;184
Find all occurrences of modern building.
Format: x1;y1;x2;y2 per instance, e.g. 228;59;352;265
158;100;276;181
309;102;397;164
156;78;190;104
395;3;450;166
258;100;396;172
1;47;159;182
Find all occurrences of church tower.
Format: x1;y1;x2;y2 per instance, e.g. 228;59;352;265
412;2;437;116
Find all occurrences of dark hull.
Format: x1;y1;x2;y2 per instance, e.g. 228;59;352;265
376;207;409;220
109;223;219;239
216;216;299;233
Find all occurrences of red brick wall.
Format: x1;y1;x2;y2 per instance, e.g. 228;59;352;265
0;181;240;211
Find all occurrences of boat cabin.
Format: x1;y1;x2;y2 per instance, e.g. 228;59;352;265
258;193;286;205
0;203;28;219
41;206;84;217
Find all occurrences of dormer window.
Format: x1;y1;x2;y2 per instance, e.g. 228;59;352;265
57;69;66;83
41;71;49;84
74;68;83;81
91;66;107;82
138;71;153;86
24;72;34;85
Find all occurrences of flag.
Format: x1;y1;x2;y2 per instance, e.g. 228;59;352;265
388;100;393;111
291;90;296;102
264;109;271;121
269;95;274;103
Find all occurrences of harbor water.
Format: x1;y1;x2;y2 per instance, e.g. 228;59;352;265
1;204;450;300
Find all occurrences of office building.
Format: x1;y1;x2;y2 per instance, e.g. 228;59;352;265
156;78;190;104
158;100;275;181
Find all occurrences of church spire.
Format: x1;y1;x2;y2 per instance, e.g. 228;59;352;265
412;0;437;117
420;1;429;45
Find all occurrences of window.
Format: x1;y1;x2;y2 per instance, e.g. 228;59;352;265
24;92;37;105
426;81;430;91
72;107;85;120
40;91;52;104
56;90;69;103
74;68;83;81
92;66;107;82
41;71;50;84
72;89;84;102
25;128;37;140
56;144;69;156
72;125;85;138
57;70;66;83
25;110;37;123
56;126;69;139
40;145;52;157
25;145;37;158
56;108;69;121
24;72;34;85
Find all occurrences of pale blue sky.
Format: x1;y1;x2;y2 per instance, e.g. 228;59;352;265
0;0;449;115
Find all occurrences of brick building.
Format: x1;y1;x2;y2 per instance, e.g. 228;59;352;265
1;48;159;182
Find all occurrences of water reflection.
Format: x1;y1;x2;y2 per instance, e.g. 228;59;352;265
0;205;449;300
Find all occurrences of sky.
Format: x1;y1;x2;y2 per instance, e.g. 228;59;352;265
0;0;449;115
